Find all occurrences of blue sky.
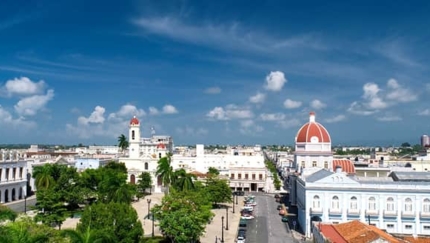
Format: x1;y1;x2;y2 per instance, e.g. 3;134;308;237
0;0;430;146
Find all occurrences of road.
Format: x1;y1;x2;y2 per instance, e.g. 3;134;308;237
4;196;37;213
244;194;296;243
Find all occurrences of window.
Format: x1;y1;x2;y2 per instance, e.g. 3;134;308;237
387;224;394;229
424;199;430;213
132;130;135;140
350;196;358;210
238;174;242;179
405;198;413;212
324;161;328;169
331;196;340;209
230;173;235;179
12;168;16;179
312;161;317;167
252;174;256;180
405;225;412;230
313;195;320;208
386;197;395;211
144;162;148;170
259;174;263;180
424;225;430;230
301;161;305;168
158;153;161;159
368;197;376;210
5;168;9;180
245;174;249;179
19;167;23;178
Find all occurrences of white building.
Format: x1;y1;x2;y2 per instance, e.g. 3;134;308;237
0;150;28;203
119;116;173;193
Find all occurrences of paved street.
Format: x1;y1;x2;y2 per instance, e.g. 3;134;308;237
4;196;37;213
245;194;296;243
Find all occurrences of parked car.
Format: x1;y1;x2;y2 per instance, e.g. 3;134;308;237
241;215;255;220
274;194;280;198
237;236;246;243
238;229;246;238
277;204;283;210
239;218;247;227
281;216;289;222
242;206;254;211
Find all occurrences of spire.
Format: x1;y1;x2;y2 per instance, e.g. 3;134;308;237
309;112;316;122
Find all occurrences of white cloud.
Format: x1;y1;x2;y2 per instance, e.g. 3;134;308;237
162;104;178;114
249;92;265;104
418;109;430;116
385;78;417;102
176;126;208;136
260;113;286;121
0;105;36;128
325;115;346;123
264;71;287;92
148;107;159;115
108;104;145;122
77;106;106;125
283;99;302;109
2;77;45;96
14;89;54;116
310;99;326;110
206;104;253;121
204;87;222;94
239;119;264;135
377;114;402;122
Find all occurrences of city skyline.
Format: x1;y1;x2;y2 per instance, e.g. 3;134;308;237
0;0;429;146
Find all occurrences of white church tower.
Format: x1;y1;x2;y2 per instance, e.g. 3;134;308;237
128;116;141;159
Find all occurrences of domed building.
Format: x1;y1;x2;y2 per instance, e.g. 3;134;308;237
294;112;333;173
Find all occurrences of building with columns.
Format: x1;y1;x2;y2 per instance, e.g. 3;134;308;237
0;150;28;203
119;116;173;193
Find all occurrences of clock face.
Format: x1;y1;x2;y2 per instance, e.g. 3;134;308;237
310;136;319;143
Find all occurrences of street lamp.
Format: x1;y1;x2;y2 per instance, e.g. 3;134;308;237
225;206;229;230
147;198;151;218
235;192;238;205
221;216;225;243
152;212;155;237
147;198;154;237
232;194;235;214
24;193;27;214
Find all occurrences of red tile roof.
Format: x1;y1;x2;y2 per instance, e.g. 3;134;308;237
319;224;347;243
333;159;356;174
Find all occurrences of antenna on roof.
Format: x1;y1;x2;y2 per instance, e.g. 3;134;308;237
151;126;155;135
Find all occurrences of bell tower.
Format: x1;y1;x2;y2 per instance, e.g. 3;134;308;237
129;116;141;159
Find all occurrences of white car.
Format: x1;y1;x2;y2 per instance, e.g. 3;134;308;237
241;215;255;220
242;206;254;211
237;236;246;243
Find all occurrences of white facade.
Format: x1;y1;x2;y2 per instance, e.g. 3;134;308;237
0;150;28;203
297;168;430;237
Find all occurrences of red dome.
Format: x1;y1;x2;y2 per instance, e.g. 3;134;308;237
157;143;166;149
295;112;331;143
130;116;139;125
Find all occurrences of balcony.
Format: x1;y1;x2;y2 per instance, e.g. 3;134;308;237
401;211;415;218
365;210;379;216
383;210;397;217
310;207;323;214
420;212;430;219
329;209;342;215
347;209;361;215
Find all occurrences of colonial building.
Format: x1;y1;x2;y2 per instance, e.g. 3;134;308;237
0;150;28;203
119;116;173;193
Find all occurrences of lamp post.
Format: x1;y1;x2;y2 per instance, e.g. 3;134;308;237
24;194;27;214
147;198;154;237
225;207;229;230
232;194;235;214
221;216;225;243
152;212;155;237
235;192;238;205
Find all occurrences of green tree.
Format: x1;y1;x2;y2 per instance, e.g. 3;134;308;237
172;169;196;192
33;189;68;229
118;134;129;153
156;154;174;194
33;165;55;190
0;217;53;243
61;226;112;243
207;167;220;177
77;202;143;243
137;172;152;196
205;177;232;206
153;193;213;243
0;204;17;222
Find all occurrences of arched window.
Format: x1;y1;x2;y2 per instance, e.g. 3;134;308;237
158;153;162;159
331;196;339;209
324;161;328;169
368;197;376;210
130;174;135;185
423;199;430;213
386;197;395;211
313;195;320;208
144;162;148;170
404;198;413;212
350;196;358;210
132;130;135;140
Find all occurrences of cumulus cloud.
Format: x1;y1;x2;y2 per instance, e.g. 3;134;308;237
0;105;36;128
264;71;287;92
377;114;402;122
310;99;326;110
260;113;286;121
325;115;346;123
259;112;301;129
418;109;430;116
348;79;417;116
77;106;106;125
239;119;264;135
176;126;208;136
283;99;302;109
206;104;253;121
14;89;54;116
162;104;178;114
149;107;159;115
1;77;45;96
204;87;222;94
249;92;265;104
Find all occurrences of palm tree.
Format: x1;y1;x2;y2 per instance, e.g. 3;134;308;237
117;134;129;154
0;205;17;222
156;153;174;194
33;165;55;190
61;226;110;243
172;169;196;191
0;221;49;243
